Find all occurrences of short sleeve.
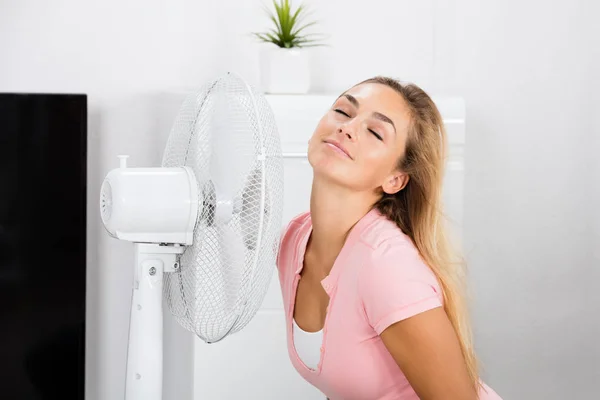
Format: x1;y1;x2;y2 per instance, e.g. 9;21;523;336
359;240;443;335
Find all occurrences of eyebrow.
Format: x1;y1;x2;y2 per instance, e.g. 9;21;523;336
342;93;396;134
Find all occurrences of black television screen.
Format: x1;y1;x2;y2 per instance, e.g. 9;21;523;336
0;93;87;399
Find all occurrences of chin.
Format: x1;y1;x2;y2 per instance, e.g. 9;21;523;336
309;157;357;188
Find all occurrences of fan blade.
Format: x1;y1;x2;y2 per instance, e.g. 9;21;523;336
240;167;266;251
218;222;246;318
208;87;254;202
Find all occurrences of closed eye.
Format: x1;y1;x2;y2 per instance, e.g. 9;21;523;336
334;109;350;117
369;129;383;141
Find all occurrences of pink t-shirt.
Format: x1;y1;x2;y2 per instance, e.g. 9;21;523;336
276;208;502;400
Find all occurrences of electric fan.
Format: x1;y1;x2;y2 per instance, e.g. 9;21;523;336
99;72;284;400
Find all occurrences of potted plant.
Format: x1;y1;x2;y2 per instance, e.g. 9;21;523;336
253;0;326;94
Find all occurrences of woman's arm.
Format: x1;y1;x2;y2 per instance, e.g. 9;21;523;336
379;307;478;400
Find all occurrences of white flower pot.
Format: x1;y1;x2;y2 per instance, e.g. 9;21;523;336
259;46;310;94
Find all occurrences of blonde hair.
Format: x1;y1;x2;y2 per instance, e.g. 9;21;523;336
359;76;480;390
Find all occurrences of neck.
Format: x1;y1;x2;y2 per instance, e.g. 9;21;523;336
308;175;378;260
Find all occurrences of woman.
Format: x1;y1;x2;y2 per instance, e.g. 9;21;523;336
276;76;502;399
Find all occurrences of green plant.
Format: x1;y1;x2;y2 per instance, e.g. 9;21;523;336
252;0;326;48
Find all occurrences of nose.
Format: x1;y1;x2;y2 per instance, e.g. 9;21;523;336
338;124;356;141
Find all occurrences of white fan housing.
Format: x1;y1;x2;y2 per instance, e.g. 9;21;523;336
101;159;199;245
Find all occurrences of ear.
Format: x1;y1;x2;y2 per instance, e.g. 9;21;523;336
381;171;409;195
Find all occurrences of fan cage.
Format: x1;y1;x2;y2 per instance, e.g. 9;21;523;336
161;73;284;343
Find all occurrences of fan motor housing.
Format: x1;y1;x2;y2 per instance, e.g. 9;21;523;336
100;162;199;245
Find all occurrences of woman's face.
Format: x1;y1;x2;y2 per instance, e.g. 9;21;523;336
307;82;411;195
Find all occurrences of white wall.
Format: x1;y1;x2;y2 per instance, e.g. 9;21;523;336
589;7;600;396
593;6;600;290
588;0;600;295
2;0;598;399
446;1;599;398
214;0;437;94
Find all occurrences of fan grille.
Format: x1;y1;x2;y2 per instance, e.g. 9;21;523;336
161;73;284;343
100;180;113;226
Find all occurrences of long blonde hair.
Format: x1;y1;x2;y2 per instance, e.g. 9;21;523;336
361;76;480;390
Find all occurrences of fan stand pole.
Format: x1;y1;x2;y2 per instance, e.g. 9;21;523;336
125;243;184;400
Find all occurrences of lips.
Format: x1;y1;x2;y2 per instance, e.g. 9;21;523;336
323;139;352;159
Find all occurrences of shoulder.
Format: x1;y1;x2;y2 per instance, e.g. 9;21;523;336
276;210;311;277
357;212;443;334
277;210;311;258
358;211;439;287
